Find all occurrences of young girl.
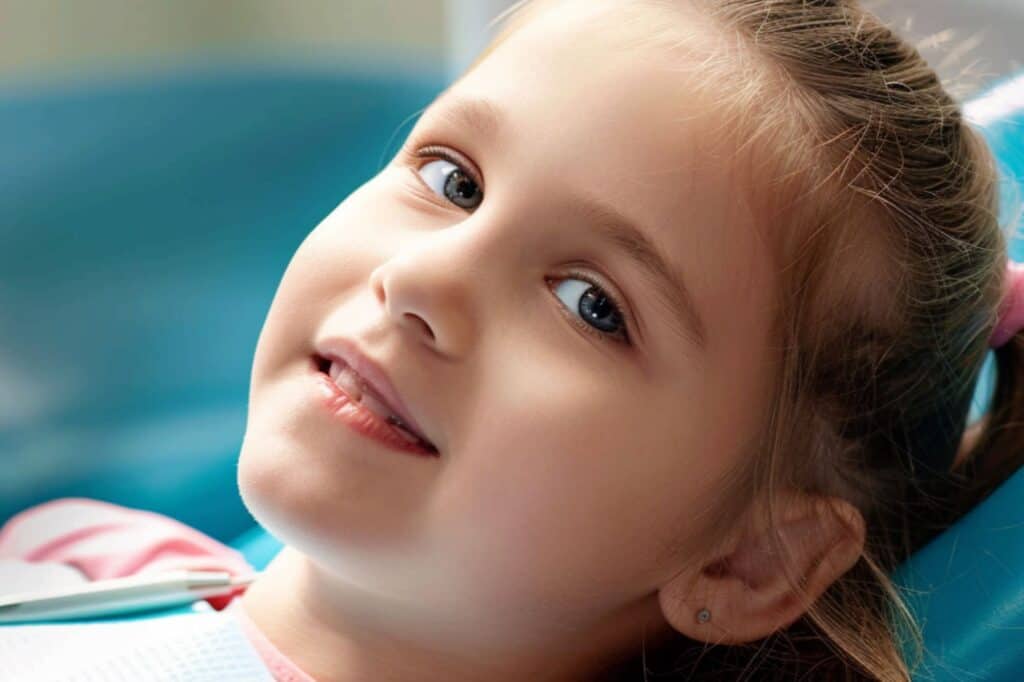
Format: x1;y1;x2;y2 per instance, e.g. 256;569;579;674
3;0;1021;680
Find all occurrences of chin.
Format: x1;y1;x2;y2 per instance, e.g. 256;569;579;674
236;427;405;564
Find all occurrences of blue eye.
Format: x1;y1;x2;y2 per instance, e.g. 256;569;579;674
414;150;483;210
550;272;632;345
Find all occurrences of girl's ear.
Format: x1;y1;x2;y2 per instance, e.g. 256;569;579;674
657;491;865;645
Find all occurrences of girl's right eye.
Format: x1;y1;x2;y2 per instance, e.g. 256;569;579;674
413;148;484;211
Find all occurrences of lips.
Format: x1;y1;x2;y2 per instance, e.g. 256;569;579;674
312;338;437;453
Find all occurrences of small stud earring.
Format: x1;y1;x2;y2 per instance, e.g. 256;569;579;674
696;608;711;624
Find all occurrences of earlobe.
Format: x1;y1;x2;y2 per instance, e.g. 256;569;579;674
657;492;865;645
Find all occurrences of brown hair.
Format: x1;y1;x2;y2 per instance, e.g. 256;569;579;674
466;1;1022;679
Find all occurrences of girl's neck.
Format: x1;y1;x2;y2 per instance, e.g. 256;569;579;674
237;545;663;682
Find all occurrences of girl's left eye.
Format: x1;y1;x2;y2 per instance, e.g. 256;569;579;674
413;147;484;210
549;272;633;346
409;147;633;346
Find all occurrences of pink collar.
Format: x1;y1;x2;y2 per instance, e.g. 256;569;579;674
224;598;319;682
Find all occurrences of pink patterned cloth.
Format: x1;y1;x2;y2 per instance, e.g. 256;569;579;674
0;497;316;682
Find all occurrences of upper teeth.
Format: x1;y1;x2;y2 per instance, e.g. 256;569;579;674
328;360;423;444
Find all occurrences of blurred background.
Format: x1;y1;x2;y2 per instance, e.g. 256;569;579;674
1;0;1022;546
1;0;1022;91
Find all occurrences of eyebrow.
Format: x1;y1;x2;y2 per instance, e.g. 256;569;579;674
574;194;708;350
425;93;707;350
425;92;505;142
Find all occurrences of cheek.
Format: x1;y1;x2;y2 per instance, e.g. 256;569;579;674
425;371;709;618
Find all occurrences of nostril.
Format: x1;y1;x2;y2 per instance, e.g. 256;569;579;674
403;313;434;341
314;354;331;373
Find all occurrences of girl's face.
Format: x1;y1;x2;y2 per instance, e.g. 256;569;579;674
239;0;779;669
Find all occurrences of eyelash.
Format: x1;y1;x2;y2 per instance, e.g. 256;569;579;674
406;143;636;347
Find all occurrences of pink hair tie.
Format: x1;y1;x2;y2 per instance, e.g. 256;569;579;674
989;260;1024;348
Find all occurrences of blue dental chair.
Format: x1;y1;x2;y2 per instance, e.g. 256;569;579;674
1;63;1022;680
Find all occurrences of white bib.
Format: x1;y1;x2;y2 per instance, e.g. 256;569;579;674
0;604;274;681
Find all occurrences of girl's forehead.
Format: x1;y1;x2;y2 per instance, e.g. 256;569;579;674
456;0;747;192
441;4;777;364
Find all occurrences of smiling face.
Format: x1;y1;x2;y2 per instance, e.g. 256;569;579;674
238;0;781;672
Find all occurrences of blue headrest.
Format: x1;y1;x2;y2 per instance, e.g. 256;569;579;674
892;71;1024;682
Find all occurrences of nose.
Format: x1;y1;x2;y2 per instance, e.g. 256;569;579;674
368;230;491;359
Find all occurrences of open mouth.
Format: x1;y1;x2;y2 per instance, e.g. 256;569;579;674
312;354;439;456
